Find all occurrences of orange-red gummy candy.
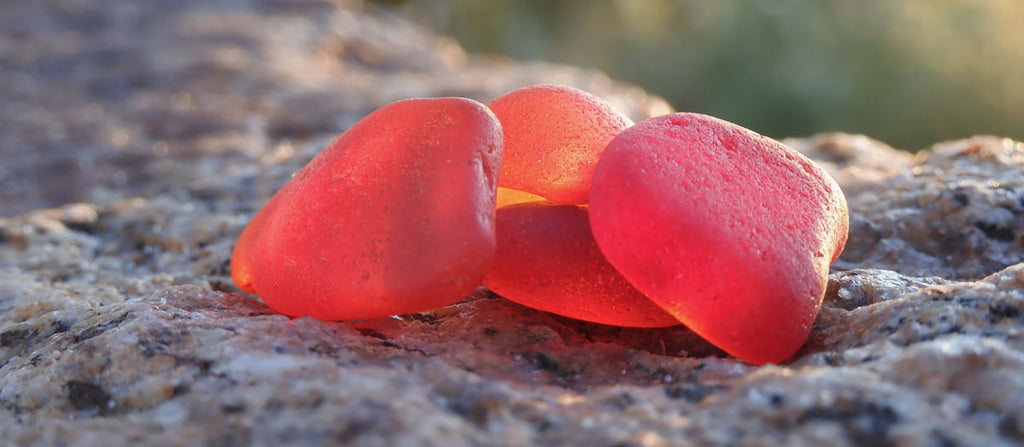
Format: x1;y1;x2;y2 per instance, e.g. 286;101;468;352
590;113;849;364
231;98;502;321
488;84;633;205
484;202;680;328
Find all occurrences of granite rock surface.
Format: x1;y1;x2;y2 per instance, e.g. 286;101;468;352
3;1;1024;446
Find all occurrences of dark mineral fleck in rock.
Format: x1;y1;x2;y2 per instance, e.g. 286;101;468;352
66;380;113;414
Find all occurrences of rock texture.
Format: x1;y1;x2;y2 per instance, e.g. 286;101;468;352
2;1;1024;446
787;134;1024;279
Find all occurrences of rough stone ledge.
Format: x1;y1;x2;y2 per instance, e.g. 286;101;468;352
1;262;1023;445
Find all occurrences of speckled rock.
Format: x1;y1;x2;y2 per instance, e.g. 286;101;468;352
789;134;1024;279
3;1;1024;446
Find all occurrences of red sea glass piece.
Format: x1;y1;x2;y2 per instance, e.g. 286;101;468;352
231;98;503;320
495;187;546;209
589;113;849;364
484;202;681;328
488;84;634;205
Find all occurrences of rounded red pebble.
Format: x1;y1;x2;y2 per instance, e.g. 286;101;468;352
488;84;633;205
589;113;848;364
231;97;503;321
484;202;680;328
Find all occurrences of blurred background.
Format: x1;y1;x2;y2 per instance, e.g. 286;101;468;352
386;0;1024;150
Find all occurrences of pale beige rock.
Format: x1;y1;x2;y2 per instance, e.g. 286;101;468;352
818;135;1024;279
2;1;1024;446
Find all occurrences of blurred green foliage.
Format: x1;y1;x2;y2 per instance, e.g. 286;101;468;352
393;0;1024;150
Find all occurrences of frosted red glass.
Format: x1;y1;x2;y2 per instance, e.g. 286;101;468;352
495;187;546;209
589;113;849;364
231;98;502;321
488;84;633;205
484;202;680;327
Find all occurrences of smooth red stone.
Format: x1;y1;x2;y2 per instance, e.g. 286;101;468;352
489;84;633;205
484;202;681;328
231;98;502;320
589;113;848;364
